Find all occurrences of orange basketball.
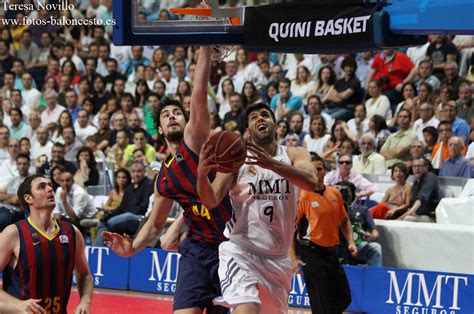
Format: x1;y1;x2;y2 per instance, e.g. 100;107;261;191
207;131;247;173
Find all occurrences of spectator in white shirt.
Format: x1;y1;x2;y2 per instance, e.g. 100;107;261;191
40;89;66;130
412;102;440;141
243;53;267;91
406;42;430;66
353;134;387;175
347;104;370;139
20;72;41;109
23;111;41;146
54;170;97;226
291;65;317;104
1;99;12;128
217;61;244;100
217;78;235;120
303;115;331;156
159;63;178;95
286;53;314;81
0;139;20;187
31;126;53;160
365;80;392;120
74;109;98;143
0;126;9;166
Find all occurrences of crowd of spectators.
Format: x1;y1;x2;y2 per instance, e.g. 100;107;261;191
0;1;473;265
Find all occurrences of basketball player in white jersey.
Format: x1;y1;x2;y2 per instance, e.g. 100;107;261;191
197;102;317;313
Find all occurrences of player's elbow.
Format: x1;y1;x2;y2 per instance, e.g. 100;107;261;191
160;235;178;251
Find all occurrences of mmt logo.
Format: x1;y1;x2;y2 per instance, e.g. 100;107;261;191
386;270;468;313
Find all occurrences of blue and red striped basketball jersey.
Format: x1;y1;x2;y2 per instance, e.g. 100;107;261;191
157;143;233;245
3;217;76;314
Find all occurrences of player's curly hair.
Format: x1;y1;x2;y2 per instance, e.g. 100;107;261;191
153;97;190;130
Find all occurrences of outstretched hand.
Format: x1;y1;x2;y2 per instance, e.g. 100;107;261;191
102;231;135;257
17;299;44;313
245;141;275;170
198;140;219;177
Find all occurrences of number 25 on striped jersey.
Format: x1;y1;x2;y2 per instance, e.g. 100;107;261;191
44;296;61;313
192;204;211;220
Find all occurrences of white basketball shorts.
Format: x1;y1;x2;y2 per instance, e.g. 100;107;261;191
214;241;293;314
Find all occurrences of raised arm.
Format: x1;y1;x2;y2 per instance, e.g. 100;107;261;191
246;143;317;191
184;46;213;154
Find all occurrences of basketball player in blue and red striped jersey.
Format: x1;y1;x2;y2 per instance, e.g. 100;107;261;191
103;46;232;314
0;174;93;313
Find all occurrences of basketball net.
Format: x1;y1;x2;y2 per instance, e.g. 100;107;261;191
210;44;236;62
174;2;237;62
176;12;236;62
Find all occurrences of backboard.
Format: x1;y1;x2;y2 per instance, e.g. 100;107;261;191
113;0;474;52
113;0;247;46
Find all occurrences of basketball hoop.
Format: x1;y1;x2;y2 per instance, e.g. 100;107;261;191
210;45;236;62
174;9;237;62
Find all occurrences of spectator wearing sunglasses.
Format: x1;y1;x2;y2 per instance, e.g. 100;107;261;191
324;153;378;198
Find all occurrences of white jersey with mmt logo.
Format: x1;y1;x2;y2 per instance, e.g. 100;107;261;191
225;145;300;257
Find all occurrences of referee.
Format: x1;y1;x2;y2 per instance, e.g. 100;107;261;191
290;153;358;314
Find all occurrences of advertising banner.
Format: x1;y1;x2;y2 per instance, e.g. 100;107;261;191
243;1;377;53
73;246;129;290
125;249;474;312
65;247;474;312
128;248;180;295
363;267;473;314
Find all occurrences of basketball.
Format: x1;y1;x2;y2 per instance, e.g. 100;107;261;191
207;131;247;173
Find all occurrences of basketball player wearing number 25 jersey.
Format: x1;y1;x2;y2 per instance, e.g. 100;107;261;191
197;103;317;314
0;174;93;314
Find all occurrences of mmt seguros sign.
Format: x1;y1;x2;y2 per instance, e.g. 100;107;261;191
77;248;473;313
365;268;472;314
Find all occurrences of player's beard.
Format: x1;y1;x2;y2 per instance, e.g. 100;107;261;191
166;130;184;144
252;127;275;145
